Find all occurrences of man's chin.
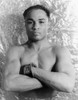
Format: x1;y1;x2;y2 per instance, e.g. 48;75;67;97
29;37;42;42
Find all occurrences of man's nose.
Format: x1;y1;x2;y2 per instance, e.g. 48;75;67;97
32;22;39;30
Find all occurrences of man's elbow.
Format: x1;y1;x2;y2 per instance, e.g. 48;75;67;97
66;84;74;93
66;79;75;93
4;79;13;91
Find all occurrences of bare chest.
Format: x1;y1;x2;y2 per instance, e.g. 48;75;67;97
21;48;56;71
38;48;56;71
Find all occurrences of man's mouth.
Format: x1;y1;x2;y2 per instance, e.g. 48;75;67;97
33;32;40;36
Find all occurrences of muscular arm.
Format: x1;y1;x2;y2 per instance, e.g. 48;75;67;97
5;72;43;92
4;46;42;92
31;47;75;92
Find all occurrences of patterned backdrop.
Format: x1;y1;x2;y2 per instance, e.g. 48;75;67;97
0;0;78;100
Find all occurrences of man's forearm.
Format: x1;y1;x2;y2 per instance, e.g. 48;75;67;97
4;74;43;92
31;67;75;92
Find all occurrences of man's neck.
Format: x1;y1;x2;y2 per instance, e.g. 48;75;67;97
27;38;51;52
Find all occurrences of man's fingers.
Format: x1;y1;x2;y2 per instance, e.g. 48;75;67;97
31;63;37;68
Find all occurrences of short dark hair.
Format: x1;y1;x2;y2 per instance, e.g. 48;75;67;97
23;5;50;18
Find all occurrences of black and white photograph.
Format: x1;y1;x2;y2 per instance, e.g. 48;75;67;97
0;0;78;100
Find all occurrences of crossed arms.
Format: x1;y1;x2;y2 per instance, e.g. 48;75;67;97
3;46;75;92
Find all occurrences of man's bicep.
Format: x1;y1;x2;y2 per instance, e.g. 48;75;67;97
5;47;21;76
7;46;21;61
6;59;21;75
55;47;75;76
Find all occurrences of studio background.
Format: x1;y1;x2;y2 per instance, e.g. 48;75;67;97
0;0;78;100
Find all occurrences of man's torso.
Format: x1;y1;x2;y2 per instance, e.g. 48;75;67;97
18;44;58;99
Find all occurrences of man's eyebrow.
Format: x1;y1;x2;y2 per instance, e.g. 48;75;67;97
27;18;33;21
39;18;46;21
26;18;46;22
27;18;45;20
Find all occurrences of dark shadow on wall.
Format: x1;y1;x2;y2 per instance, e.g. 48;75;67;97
0;14;27;46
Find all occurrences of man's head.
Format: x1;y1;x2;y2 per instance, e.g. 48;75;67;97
23;5;50;19
23;5;50;42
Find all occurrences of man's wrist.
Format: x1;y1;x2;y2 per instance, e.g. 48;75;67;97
31;67;37;77
24;63;37;77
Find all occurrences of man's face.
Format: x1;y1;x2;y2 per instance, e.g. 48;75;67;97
25;9;50;41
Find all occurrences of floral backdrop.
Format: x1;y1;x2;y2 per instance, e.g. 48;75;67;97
0;0;78;100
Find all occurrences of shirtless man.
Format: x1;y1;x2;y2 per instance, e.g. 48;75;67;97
4;5;75;99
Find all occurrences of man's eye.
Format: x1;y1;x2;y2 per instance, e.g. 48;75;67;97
27;21;33;24
39;21;44;24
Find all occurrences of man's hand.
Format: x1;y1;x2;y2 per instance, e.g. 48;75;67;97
20;63;36;77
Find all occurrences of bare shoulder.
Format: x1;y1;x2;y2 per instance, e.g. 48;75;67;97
52;45;75;76
52;45;71;58
4;45;25;76
7;45;25;61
